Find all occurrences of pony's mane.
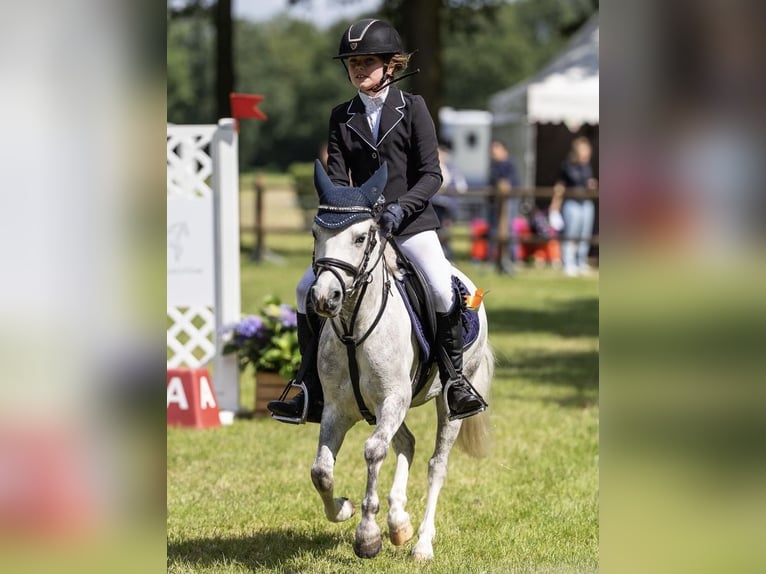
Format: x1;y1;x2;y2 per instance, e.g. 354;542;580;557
383;241;404;280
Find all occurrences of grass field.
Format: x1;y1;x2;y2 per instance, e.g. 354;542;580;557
167;229;599;574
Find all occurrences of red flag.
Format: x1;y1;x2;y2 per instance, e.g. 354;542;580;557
229;93;267;121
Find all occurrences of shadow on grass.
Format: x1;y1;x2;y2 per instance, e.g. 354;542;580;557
168;526;355;572
493;351;598;408
494;349;599;408
487;295;599;407
497;348;598;388
490;296;599;338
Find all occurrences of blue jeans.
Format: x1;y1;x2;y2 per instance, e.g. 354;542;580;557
562;199;595;270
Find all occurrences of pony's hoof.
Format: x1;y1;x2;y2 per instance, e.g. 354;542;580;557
413;550;434;562
389;521;414;546
330;497;356;522
353;537;382;559
412;541;434;561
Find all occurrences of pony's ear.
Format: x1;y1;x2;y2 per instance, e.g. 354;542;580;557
314;159;335;201
360;162;388;198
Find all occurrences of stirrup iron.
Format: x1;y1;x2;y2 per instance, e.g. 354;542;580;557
443;377;488;422
270;380;310;425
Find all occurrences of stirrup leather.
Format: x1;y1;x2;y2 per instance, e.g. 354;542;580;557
443;377;488;422
270;380;309;425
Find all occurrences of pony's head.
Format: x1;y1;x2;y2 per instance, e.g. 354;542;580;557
310;160;389;317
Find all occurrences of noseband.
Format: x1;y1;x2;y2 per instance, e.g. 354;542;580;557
313;225;384;298
312;223;391;425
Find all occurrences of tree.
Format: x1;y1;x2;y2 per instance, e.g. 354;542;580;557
234;17;352;169
167;0;599;168
290;0;597;127
168;0;233;121
215;0;234;118
167;13;216;123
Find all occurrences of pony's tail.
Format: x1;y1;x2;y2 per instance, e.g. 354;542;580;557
457;345;495;458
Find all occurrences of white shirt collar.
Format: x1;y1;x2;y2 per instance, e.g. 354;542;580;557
358;87;389;112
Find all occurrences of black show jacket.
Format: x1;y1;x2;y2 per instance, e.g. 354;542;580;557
325;87;443;236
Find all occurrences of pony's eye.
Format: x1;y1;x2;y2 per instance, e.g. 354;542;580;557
355;235;366;245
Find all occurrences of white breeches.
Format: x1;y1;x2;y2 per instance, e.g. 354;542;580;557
296;229;455;314
393;230;455;313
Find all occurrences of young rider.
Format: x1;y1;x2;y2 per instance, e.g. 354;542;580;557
268;18;487;423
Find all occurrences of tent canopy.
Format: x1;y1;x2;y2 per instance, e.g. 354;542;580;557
489;14;599;129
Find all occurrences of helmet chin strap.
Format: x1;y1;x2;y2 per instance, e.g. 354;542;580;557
338;56;420;91
371;68;420;93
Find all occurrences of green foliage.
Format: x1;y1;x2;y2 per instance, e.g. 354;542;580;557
288;161;318;211
443;6;539;109
167;16;217;124
233;16;353;170
166;0;598;169
221;295;301;379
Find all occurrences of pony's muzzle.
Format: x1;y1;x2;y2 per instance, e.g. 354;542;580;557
311;284;342;317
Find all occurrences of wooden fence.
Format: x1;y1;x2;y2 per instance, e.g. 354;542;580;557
242;181;599;272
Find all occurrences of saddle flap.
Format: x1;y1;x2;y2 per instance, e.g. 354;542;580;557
394;256;482;383
397;255;438;345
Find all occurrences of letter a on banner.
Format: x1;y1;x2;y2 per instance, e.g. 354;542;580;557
167;377;189;410
199;375;217;409
166;368;221;429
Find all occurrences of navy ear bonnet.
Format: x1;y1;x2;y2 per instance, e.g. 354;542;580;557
313;160;388;229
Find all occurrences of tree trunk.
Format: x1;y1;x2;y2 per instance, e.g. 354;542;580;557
215;0;234;119
399;0;442;133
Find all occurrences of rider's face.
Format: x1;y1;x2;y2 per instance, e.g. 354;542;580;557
346;55;389;95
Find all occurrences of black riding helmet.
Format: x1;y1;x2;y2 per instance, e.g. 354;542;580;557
334;19;419;93
334;19;403;59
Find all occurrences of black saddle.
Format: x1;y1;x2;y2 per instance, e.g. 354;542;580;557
392;252;481;399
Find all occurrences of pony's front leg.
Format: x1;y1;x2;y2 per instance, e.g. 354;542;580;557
354;396;408;559
311;411;356;523
412;401;462;561
388;423;415;546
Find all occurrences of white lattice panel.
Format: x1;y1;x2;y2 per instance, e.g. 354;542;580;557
167;125;218;369
166;125;217;199
167;120;240;411
167;306;216;368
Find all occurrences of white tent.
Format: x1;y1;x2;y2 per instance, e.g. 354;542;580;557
489;14;599;185
490;13;598;128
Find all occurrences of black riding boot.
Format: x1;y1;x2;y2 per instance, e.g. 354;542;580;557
436;295;487;421
267;312;324;423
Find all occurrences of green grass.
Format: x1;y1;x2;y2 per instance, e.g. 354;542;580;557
168;228;598;573
240;170;293;189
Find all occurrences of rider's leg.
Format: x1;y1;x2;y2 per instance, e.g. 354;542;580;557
395;231;487;420
435;282;486;419
267;267;324;423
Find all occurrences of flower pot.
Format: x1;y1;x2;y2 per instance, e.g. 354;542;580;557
254;371;289;416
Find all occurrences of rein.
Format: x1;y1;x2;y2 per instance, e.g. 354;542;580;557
313;227;391;425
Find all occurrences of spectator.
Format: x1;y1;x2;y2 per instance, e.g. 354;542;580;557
432;144;468;261
551;136;598;276
488;139;521;274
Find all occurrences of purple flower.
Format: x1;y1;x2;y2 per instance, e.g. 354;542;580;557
279;304;298;329
236;315;264;338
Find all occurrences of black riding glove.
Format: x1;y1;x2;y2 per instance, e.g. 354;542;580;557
380;203;404;236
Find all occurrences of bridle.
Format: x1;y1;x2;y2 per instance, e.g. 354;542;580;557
312;222;391;425
313;224;385;298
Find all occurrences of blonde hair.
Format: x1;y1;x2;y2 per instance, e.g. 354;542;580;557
387;53;411;74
